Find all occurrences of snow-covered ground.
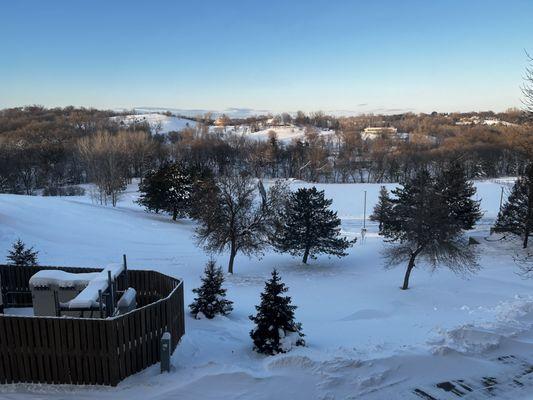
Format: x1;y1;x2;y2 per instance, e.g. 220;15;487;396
114;111;334;142
215;125;334;143
1;179;533;399
111;113;196;134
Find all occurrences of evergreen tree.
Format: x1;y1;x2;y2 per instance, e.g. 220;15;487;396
137;166;168;214
274;187;354;264
437;162;482;231
7;239;38;266
494;164;533;248
189;260;233;319
165;163;193;220
249;269;305;355
381;167;482;290
370;186;392;232
137;162;193;220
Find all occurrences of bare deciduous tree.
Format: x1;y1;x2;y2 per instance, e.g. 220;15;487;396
78;131;129;207
195;175;289;273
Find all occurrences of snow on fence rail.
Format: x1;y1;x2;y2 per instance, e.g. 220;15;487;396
0;265;185;386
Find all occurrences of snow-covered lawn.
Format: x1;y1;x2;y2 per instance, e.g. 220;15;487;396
1;179;533;399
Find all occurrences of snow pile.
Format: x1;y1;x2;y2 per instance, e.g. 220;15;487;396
430;296;533;355
67;263;124;308
29;270;98;288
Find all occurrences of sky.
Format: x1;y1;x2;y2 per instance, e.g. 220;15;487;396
1;0;533;114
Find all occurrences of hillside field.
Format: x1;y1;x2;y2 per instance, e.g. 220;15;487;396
1;179;533;399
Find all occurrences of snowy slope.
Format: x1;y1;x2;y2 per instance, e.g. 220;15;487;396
112;113;196;134
216;125;335;143
1;180;533;399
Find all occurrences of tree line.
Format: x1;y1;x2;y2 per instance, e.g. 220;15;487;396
1;106;532;200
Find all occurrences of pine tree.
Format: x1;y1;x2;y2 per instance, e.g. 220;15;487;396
137;166;168;214
166;163;194;220
381;167;482;290
494;165;533;248
249;269;305;355
189;260;233;319
7;239;38;266
137;162;193;220
274;187;354;264
370;186;392;232
436;162;482;232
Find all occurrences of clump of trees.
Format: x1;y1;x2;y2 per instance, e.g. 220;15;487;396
189;260;233;319
137;162;193;220
377;164;482;289
7;239;38;266
273;187;354;264
249;269;305;355
78;130;154;207
1;106;532;197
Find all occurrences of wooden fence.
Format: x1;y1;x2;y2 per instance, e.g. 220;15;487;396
0;265;185;386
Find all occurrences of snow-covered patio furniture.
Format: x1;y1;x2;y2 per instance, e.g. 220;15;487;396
29;269;99;317
0;262;184;386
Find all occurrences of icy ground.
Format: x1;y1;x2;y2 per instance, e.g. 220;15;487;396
1;179;533;399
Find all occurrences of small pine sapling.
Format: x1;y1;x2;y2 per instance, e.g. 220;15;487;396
189;260;233;319
7;239;39;266
249;269;305;355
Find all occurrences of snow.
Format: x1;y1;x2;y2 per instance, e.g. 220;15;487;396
1;179;533;398
111;113;196;134
117;287;136;308
218;125;335;143
29;269;98;288
67;263;124;309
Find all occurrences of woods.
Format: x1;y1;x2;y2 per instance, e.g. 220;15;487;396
1;106;532;202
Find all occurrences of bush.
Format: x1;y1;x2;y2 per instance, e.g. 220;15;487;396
43;185;86;197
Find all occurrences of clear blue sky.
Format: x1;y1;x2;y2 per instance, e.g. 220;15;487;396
1;0;532;113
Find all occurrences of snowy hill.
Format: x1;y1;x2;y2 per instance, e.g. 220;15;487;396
112;113;196;134
1;179;533;399
216;124;335;143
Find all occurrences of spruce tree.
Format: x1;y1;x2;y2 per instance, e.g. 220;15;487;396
165;163;193;220
381;167;482;290
137;166;168;214
189;260;233;319
274;187;354;264
7;239;38;266
494;165;533;248
437;162;482;231
370;186;392;232
249;269;305;355
137;162;193;220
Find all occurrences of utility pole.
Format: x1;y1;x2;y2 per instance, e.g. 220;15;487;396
499;186;504;213
363;190;367;229
361;190;367;242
